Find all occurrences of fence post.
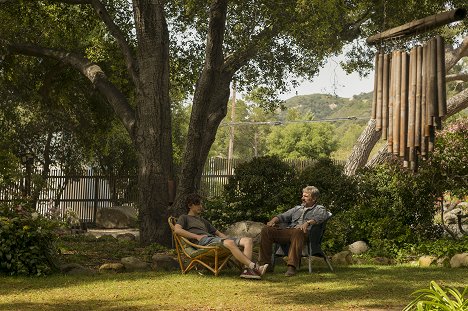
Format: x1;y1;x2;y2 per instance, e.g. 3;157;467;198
93;176;99;223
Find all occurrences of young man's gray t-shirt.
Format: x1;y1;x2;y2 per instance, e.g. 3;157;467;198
176;214;217;243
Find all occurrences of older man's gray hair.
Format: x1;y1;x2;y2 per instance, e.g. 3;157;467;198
302;186;319;199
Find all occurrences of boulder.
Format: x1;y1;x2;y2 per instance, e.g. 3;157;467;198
348;241;369;255
418;255;437;267
60;263;96;275
96;206;138;229
332;250;353;265
450;253;468;268
151;254;179;271
225;221;265;244
116;233;137;241
121;256;150;272
436;256;450;268
99;262;125;273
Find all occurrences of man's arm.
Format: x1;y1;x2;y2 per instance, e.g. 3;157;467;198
174;224;207;241
215;230;228;238
266;216;280;227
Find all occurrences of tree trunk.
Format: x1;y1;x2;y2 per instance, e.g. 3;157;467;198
132;0;174;246
344;119;381;175
171;0;232;215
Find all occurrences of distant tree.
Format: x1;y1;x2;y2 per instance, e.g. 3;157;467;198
266;111;338;159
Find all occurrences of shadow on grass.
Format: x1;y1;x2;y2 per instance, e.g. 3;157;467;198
1;265;466;311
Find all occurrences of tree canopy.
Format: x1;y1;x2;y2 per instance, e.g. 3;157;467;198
1;0;467;245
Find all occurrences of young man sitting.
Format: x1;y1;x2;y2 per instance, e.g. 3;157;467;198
174;193;268;279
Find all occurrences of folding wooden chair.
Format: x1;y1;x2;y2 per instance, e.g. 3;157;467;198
168;216;233;276
271;215;334;273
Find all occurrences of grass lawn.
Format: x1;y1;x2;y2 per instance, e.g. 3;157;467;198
1;235;467;311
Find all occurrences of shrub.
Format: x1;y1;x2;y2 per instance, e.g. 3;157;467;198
343;161;443;257
0;203;61;275
218;155;299;225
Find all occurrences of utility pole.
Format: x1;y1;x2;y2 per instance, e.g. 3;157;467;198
227;81;237;175
227;81;237;162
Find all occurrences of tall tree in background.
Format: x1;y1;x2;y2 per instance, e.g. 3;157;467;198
2;0;465;245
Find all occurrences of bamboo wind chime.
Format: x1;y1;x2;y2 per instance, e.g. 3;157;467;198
368;8;466;171
371;36;447;171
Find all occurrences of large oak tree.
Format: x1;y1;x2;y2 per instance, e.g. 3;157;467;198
1;0;465;245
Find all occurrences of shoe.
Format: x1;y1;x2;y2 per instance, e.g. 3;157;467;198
284;265;296;277
255;263;269;276
240;268;261;280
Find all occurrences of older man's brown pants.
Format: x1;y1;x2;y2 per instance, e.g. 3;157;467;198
258;226;307;269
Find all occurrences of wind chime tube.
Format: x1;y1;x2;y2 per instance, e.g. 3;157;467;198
400;51;409;158
372;52;380;120
436;35;447;118
429;38;437;151
408;47;417;169
420;43;428;156
376;53;384;130
387;53;394;153
408;48;417;149
382;53;390;139
414;45;423;150
393;51;401;155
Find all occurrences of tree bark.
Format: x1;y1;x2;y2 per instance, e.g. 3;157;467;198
345;37;468;175
172;0;231;215
343;119;381;175
132;0;174;246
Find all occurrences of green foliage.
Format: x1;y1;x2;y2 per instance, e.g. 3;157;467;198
209;156;299;226
266;117;338;159
403;281;468;311
339;162;443;257
426;116;468;198
0;203;61;275
391;237;468;263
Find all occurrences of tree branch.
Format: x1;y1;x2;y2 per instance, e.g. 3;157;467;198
89;0;140;89
6;44;136;135
204;0;228;71
51;0;140;91
445;36;468;70
446;73;468;82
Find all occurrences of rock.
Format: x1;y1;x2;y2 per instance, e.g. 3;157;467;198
373;257;392;265
99;262;125;272
116;233;137;241
418;255;437;267
121;256;150;271
61;263;96;275
348;241;369;255
96;206;138;229
436;256;450;268
225;221;265;244
450;253;468;268
151;254;179;271
332;250;352;265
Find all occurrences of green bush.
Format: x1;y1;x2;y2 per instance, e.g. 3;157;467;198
342;162;443;257
216;155;299;225
0;203;61;275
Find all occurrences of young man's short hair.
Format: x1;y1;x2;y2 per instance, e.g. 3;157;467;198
185;193;202;211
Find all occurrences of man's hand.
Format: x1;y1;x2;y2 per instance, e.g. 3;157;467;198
299;222;309;233
266;220;277;227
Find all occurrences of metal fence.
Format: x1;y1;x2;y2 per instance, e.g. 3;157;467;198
1;158;344;223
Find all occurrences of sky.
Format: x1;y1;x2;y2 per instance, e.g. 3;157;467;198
279;55;375;100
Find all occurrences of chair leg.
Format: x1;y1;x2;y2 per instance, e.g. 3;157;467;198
324;255;334;272
308;255;312;273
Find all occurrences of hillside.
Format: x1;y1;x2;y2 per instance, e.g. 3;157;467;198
282;92;377;161
283;92;372;120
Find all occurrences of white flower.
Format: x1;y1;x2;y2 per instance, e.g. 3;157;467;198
31;212;39;220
